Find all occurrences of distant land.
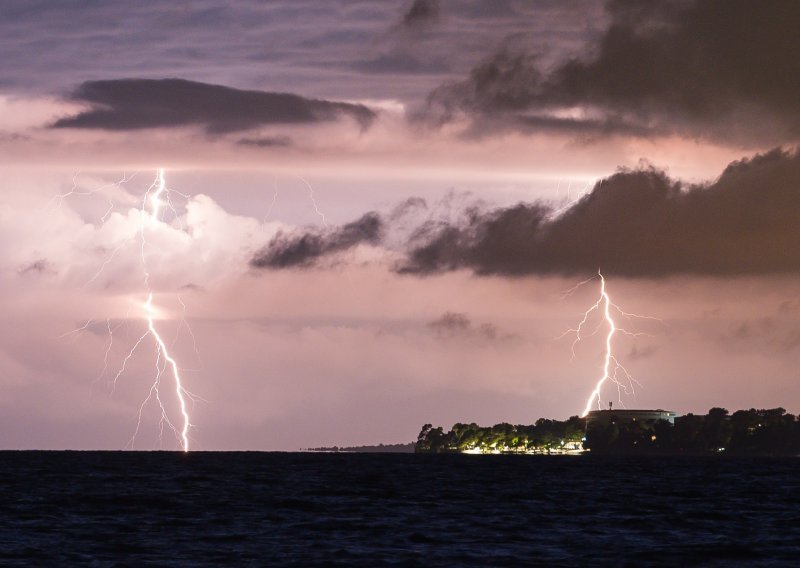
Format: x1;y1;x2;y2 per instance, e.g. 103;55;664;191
304;443;415;453
414;407;800;456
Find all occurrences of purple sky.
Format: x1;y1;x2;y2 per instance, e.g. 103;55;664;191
1;0;799;450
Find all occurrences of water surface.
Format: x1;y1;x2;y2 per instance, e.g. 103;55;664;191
1;452;797;565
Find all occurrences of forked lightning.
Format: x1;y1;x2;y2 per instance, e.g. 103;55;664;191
560;270;658;417
58;169;195;451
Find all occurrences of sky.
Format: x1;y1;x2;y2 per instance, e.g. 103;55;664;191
1;0;799;450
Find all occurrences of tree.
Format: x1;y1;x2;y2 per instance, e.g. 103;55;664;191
702;407;732;450
584;419;619;451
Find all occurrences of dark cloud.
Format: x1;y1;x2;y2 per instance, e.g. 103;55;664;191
0;1;602;110
17;259;52;275
420;0;800;144
251;212;383;269
401;147;800;277
250;197;430;271
248;147;800;278
421;49;542;125
389;197;428;221
51;78;376;134
428;311;470;335
237;136;292;148
427;311;500;341
361;1;447;81
402;0;440;27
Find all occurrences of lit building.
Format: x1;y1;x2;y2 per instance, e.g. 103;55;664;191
586;408;678;426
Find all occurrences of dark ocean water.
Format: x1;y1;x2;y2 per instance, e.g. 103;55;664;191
1;452;798;566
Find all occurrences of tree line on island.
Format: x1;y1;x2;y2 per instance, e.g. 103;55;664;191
415;408;800;456
416;417;585;455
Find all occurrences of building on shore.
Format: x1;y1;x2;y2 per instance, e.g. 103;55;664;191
586;408;679;427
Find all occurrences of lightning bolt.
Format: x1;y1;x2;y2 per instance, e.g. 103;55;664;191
50;170;138;219
62;169;327;450
296;175;329;227
263;174;330;228
142;292;191;451
559;270;658;417
263;175;280;224
57;168;197;452
130;169;193;451
550;178;597;220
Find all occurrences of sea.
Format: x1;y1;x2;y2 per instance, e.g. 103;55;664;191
1;452;798;566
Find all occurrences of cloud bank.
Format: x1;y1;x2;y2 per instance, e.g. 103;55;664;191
421;0;800;145
250;148;800;278
403;148;800;276
52;78;376;134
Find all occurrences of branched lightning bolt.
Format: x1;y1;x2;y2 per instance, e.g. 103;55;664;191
550;179;597;219
263;176;280;224
175;294;202;368
57;318;95;340
63;169;332;451
57;168;197;452
263;174;332;228
50;171;138;215
141;293;191;451
126;169;193;451
558;270;659;417
296;175;329;228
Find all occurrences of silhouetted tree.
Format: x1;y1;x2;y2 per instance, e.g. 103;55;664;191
415;408;800;454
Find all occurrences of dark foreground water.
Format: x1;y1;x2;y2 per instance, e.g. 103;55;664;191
1;452;799;566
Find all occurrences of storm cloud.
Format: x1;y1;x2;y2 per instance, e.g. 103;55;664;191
421;0;800;145
245;148;800;277
402;147;800;277
52;78;376;134
251;212;383;269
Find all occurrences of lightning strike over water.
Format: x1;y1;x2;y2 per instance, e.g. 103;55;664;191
131;169;193;451
142;292;191;451
58;169;197;452
559;271;658;418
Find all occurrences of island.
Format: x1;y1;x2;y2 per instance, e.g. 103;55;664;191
415;407;800;456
